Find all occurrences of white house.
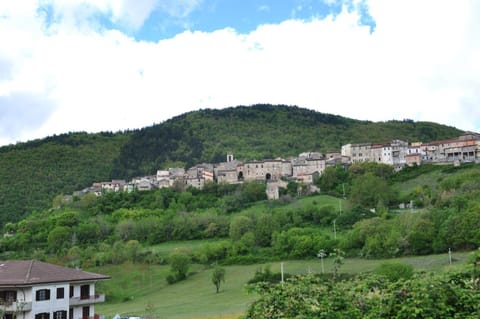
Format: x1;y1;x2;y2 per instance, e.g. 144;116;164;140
0;260;109;319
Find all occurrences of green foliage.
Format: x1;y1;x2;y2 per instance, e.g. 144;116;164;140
0;104;462;227
229;216;254;241
112;105;461;179
244;271;480;319
247;265;289;284
350;172;393;208
330;248;345;281
47;226;72;253
168;251;191;282
272;227;336;259
374;262;414;282
211;265;226;293
0;132;129;225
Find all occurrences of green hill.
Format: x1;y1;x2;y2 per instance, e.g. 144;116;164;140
0;132;129;224
0;104;462;224
111;104;461;178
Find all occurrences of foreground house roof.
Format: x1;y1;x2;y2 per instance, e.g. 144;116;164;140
0;260;110;286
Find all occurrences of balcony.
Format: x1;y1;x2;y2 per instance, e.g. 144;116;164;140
70;294;105;306
0;300;32;312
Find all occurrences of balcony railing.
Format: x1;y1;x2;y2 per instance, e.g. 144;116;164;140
70;294;105;306
0;301;32;312
77;314;101;319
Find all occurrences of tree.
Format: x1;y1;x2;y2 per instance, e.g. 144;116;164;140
229;215;253;241
254;214;279;246
349;172;392;208
330;248;344;281
211;265;226;293
79;192;98;210
47;226;71;253
168;252;191;281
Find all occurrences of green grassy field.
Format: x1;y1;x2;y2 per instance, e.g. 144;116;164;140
95;250;472;319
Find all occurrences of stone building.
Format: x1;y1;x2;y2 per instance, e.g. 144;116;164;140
425;132;480;163
292;152;325;179
241;159;292;181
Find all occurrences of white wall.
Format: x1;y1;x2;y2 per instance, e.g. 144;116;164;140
31;283;69;318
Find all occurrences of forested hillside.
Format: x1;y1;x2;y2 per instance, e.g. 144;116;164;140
0;132;129;224
0;104;462;224
112;104;462;178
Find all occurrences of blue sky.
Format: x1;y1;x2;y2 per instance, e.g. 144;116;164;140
37;0;374;41
134;1;368;41
0;0;479;146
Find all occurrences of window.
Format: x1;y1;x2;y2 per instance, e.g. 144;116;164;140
70;286;74;298
57;287;64;299
54;311;67;319
35;313;50;319
36;289;50;301
82;306;90;319
0;290;17;302
80;285;90;299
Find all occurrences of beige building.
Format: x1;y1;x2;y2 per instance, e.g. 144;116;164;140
341;143;372;163
422;132;480;163
241;159;292;181
341;140;409;170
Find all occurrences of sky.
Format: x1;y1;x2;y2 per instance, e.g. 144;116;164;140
1;0;479;146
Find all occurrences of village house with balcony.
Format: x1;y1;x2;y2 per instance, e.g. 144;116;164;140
0;260;109;319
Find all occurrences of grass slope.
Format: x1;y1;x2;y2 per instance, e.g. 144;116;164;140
95;252;471;319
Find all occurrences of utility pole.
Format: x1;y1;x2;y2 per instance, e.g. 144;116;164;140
317;249;326;274
281;262;284;283
448;248;452;265
333;220;337;240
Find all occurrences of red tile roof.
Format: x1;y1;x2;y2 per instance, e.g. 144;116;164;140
0;260;110;286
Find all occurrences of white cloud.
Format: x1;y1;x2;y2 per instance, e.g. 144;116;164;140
36;0;203;31
158;0;203;18
0;0;479;146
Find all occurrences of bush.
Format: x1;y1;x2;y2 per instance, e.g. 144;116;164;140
168;252;191;281
244;271;480;319
166;274;177;285
374;262;414;282
247;265;290;284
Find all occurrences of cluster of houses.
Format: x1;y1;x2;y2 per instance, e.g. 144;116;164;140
342;131;480;171
76;132;480;200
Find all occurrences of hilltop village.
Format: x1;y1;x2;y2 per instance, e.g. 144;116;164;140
76;132;480;200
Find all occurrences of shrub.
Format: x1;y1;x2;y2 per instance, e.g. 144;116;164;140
374;262;414;282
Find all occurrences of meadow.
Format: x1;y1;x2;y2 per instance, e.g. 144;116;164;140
95;248;472;319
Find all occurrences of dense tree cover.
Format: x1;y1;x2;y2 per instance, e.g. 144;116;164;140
0;104;461;224
112;104;462;178
339;163;480;257
244;268;480;318
0;132;130;224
